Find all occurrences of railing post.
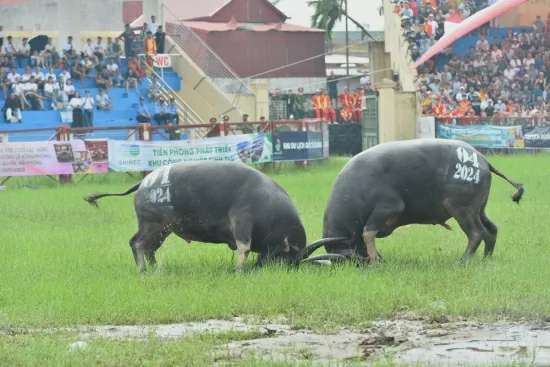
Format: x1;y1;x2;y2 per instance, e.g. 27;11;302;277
138;123;152;142
57;126;72;184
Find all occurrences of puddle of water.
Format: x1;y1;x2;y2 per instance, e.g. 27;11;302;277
12;317;550;365
76;318;291;339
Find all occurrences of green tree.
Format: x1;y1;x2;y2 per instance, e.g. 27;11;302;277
308;0;375;40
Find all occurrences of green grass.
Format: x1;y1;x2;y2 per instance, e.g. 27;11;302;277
1;154;548;365
0;154;549;333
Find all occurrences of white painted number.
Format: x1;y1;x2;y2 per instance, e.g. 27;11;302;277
149;187;171;204
142;166;173;204
453;147;480;184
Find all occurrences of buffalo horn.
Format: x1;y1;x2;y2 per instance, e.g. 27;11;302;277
301;253;348;264
303;237;348;259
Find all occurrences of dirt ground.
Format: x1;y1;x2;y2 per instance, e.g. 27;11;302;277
54;314;550;365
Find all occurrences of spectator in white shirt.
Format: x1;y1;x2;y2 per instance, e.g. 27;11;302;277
494;99;506;113
41;37;58;68
148;15;159;34
32;66;45;89
83;38;96;60
106;59;123;87
23;77;44;110
63;36;75;58
63;79;76;100
21;66;33;83
43;76;59;98
6;68;20;84
59;67;71;81
69;91;84;127
17;37;31;68
2;36;16;56
94;36;105;61
96;89;112;111
45;68;57;83
82;90;94;127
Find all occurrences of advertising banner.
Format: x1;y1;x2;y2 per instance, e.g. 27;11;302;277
0;140;108;177
108;133;272;172
524;127;550;148
272;131;324;161
153;54;172;68
437;124;524;148
417;116;436;139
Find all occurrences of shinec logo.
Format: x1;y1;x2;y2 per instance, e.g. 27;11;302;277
129;145;140;156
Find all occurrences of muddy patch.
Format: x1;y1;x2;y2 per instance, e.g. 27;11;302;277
10;317;550;365
75;318;290;339
222;317;550;365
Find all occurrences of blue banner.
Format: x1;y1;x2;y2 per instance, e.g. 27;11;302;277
437;124;524;148
272;131;324;161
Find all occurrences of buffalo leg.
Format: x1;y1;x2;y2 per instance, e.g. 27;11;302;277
362;227;380;263
451;210;485;261
145;251;157;270
361;199;404;263
230;214;253;272
130;225;170;272
480;212;498;257
235;240;251;272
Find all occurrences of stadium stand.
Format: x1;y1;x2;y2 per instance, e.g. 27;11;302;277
393;0;549;127
0;33;182;142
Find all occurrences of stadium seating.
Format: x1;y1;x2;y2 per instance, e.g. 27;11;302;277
0;61;182;142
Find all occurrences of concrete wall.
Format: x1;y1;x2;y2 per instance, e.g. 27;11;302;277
377;79;417;143
383;0;417;92
368;41;392;86
0;0;124;50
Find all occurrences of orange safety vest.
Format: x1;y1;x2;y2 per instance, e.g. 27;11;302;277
353;91;363;110
432;103;446;116
312;95;322;110
144;37;157;55
320;95;331;110
339;93;354;109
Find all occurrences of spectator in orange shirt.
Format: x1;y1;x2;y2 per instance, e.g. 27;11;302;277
338;87;354;122
144;31;157;68
311;90;323;120
320;89;336;123
432;96;447;116
352;87;364;123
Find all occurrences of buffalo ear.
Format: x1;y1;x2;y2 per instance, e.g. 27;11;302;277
303;237;349;258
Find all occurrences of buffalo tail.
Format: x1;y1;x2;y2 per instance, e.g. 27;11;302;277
489;164;524;203
84;182;141;208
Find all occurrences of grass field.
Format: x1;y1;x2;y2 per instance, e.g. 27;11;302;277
0;154;548;365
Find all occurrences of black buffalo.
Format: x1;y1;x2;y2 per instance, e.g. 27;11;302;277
85;161;342;272
321;139;524;262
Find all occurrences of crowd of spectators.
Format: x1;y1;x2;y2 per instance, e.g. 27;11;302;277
268;75;375;124
394;0;490;60
0;15;167;127
417;19;550;126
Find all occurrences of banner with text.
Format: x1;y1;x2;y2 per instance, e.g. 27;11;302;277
524;127;550;148
0;140;108;176
272;131;325;161
437;124;524;148
108;133;272;172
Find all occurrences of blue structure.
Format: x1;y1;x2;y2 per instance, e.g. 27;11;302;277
0;61;182;142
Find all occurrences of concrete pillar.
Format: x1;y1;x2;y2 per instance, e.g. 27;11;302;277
250;79;269;121
377;78;397;144
368;41;392;86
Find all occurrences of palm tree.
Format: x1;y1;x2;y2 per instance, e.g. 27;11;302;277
308;0;376;41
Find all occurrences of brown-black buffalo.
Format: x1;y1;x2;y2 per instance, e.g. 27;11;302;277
85;161;343;272
319;139;524;263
